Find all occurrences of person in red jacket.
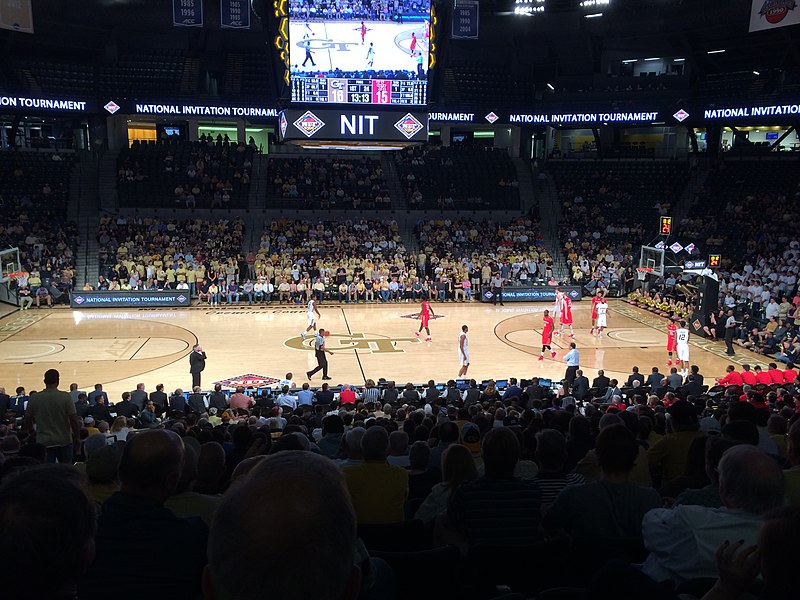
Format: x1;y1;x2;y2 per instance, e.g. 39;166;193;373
783;363;798;385
740;364;758;386
716;365;743;387
767;362;785;385
754;365;772;385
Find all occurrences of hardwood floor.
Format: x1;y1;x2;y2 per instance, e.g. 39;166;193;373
0;300;770;399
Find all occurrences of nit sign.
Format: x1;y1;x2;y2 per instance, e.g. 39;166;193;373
708;254;721;268
341;114;378;136
660;216;673;236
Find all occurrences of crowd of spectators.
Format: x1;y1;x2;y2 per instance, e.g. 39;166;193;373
93;215;245;294
117;135;255;209
267;156;390;209
550;160;688;297
4;361;800;599
0;150;79;306
395;145;520;210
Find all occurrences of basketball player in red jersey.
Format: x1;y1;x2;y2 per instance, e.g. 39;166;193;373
666;317;678;366
558;292;575;338
415;299;434;342
539;309;556;361
360;21;367;44
590;290;604;334
409;32;417;55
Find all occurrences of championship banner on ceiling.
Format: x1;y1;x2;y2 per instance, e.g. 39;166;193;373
749;0;800;32
173;0;203;27
220;0;250;29
0;0;34;34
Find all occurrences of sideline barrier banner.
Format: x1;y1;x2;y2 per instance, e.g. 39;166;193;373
70;290;191;308
480;286;582;303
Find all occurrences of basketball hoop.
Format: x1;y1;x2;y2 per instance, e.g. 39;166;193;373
636;267;653;282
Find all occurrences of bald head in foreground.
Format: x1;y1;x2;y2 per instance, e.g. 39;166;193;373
205;451;361;600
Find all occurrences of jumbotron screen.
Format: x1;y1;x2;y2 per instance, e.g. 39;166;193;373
289;0;430;105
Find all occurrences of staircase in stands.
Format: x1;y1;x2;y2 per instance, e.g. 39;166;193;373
537;170;569;281
248;154;270;210
69;151;100;289
381;153;407;211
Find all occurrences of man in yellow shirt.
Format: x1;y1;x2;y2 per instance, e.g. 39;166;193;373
648;400;705;484
344;427;408;524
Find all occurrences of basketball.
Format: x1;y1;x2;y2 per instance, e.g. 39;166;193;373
324;330;330;337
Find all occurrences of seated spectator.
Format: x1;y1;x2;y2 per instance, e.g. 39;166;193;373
544;424;661;542
415;444;478;525
783;420;800;506
648;399;705;484
386;430;410;468
407;439;440;502
447;427;542;546
577;413;651;487
164;443;220;526
343;426;408;524
642;444;784;584
205;452;361;600
0;465;97;600
674;436;741;509
532;428;586;507
80;429;208;599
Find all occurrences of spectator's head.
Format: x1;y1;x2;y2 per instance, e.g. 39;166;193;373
441;443;478;491
118;429;185;503
43;368;59;387
595;424;638;476
409;440;430;471
361;426;389;461
196;442;226;491
388;431;409;456
206;452;360;600
667;399;699;431
439;421;459;444
343;428;365;460
0;465;97;600
481;427;520;479
718;445;784;515
535;429;567;471
705;436;740;486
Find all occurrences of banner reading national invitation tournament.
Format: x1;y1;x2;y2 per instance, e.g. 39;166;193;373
749;0;800;32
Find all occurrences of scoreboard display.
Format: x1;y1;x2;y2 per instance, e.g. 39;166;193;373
292;78;426;105
288;0;430;106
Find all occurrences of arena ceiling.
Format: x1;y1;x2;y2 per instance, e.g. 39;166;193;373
1;0;798;81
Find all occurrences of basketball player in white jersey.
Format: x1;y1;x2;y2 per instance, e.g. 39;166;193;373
675;320;691;376
300;298;321;340
552;288;564;326
595;298;608;335
458;324;470;377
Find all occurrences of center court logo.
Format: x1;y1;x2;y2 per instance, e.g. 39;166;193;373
293;110;325;137
285;332;421;354
394;113;424;139
214;373;280;388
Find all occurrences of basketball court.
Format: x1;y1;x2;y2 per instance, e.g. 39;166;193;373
0;300;770;400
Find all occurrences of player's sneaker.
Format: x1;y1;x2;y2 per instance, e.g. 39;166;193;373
414;332;420;337
538;355;544;361
554;331;560;336
569;333;575;338
425;337;432;342
300;332;306;340
666;360;672;366
590;328;595;334
551;351;557;359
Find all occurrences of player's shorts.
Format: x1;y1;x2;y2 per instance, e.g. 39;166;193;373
542;334;553;346
677;344;689;361
421;316;430;328
459;352;469;366
596;314;607;327
307;315;316;326
666;339;677;352
591;310;598;320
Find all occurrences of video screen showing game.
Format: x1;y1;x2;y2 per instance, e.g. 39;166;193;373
289;0;430;105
